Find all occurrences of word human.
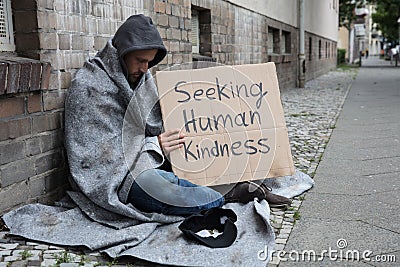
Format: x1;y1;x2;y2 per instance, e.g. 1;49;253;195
183;108;261;133
174;77;268;109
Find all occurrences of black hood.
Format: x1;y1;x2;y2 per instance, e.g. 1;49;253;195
112;14;167;72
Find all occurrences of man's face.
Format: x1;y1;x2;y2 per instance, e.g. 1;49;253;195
124;49;158;84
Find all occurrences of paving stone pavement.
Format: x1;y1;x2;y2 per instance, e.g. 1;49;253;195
0;67;357;267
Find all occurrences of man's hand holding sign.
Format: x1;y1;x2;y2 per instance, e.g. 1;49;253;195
158;128;186;157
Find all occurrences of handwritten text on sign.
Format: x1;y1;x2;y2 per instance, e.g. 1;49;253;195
156;63;294;186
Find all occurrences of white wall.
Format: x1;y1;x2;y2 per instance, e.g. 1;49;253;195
304;0;338;41
226;0;298;27
338;27;349;57
226;0;338;41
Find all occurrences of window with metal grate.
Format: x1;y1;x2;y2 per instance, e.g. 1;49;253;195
268;27;280;54
0;0;15;51
191;9;200;54
281;31;291;54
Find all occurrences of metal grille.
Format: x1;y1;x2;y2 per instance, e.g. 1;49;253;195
0;0;14;51
191;10;200;54
0;0;6;38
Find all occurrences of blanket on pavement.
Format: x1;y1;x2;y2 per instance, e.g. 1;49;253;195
3;170;314;266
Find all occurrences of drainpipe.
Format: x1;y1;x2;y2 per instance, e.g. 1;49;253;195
298;0;305;88
349;27;354;63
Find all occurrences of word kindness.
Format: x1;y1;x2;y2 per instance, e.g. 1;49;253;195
172;77;272;161
183;138;270;161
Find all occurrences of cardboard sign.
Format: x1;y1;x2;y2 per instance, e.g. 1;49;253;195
156;63;294;186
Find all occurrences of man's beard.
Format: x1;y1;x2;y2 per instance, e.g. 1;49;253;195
127;73;143;85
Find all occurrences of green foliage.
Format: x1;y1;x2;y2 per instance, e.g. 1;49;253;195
54;251;74;265
337;48;347;64
340;0;400;42
107;258;119;266
19;250;33;260
339;0;366;29
293;211;301;220
371;0;400;42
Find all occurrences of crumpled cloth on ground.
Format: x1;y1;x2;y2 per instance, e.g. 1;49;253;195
263;169;315;198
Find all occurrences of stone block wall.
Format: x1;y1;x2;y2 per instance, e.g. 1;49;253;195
0;0;337;214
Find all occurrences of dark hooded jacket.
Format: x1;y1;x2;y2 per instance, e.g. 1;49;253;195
64;14;182;228
112;14;167;77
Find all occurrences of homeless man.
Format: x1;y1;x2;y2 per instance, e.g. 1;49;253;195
65;14;291;219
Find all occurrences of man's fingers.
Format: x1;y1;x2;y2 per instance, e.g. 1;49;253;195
162;134;184;143
164;138;185;147
159;129;185;155
164;143;184;153
160;129;184;142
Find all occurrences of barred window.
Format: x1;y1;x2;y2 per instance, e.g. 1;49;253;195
319;40;322;59
191;9;200;54
281;31;291;54
0;0;15;51
268;27;279;54
191;6;211;57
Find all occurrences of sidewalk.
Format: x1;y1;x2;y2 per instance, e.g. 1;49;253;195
361;55;394;67
280;59;400;265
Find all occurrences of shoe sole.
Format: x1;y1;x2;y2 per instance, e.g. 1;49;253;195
268;203;290;209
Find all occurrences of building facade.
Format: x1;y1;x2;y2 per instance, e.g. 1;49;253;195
0;0;338;214
337;6;375;63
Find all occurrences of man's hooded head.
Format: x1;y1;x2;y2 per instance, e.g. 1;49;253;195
112;14;167;83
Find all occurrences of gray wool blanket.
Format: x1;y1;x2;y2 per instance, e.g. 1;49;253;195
3;39;315;265
62;40;181;227
3;170;314;266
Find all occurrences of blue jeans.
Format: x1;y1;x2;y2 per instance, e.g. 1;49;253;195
127;169;225;215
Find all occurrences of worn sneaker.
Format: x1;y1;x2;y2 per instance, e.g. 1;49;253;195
224;181;292;208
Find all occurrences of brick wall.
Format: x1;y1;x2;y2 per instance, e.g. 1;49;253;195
150;0;192;68
305;32;337;81
0;57;67;213
0;0;337;214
